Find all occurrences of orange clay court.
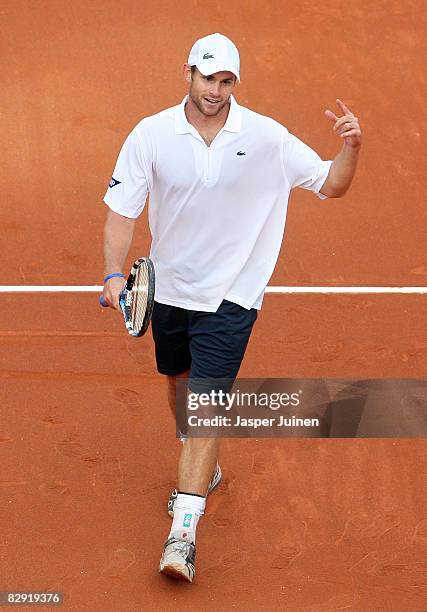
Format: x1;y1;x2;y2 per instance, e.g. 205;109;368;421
1;1;426;611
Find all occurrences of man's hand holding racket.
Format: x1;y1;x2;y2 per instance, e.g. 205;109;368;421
102;273;127;311
100;258;155;337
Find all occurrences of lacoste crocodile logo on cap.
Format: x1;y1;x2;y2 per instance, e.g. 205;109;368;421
236;150;246;156
109;177;122;188
202;52;214;59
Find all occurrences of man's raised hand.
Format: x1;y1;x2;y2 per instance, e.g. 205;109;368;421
325;99;361;149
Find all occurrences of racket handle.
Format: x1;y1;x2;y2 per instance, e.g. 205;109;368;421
99;295;108;307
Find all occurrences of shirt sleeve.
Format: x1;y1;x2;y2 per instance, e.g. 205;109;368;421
282;128;333;200
103;128;150;218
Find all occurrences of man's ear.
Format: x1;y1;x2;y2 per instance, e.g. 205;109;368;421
183;63;192;83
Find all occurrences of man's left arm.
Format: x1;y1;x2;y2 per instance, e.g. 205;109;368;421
319;99;362;198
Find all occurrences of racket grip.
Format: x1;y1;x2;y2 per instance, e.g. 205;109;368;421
99;295;109;307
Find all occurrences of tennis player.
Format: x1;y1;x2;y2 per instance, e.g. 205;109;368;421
102;33;361;582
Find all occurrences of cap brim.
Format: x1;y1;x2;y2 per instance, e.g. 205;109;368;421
196;62;240;82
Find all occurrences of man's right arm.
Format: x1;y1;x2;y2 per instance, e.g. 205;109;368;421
102;209;136;311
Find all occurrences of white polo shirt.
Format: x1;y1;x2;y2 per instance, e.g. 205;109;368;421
104;95;332;312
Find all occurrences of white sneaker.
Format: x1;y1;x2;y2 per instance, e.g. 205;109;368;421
159;537;196;583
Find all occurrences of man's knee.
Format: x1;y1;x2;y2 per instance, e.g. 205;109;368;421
167;371;190;411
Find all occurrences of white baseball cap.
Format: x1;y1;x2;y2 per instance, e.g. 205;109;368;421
188;33;240;82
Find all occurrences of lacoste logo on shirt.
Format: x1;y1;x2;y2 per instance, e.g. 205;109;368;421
236;150;246;156
203;52;214;59
109;177;122;188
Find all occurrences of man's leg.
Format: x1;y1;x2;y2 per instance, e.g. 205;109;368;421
178;437;220;496
160;375;220;583
160;301;257;582
166;372;221;505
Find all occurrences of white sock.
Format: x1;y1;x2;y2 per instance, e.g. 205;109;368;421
169;493;206;543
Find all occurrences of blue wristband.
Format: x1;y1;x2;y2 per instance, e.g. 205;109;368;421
104;272;125;283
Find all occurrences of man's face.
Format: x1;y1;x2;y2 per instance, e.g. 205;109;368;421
186;66;236;117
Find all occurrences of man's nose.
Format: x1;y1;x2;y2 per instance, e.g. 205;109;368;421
209;82;221;97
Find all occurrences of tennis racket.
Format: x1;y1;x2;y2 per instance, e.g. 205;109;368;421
100;257;155;337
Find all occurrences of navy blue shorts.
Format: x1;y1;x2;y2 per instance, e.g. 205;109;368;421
151;300;257;391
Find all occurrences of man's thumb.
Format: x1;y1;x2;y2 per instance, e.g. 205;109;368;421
325;110;338;122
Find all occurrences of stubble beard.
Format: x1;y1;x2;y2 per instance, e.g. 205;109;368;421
189;88;229;118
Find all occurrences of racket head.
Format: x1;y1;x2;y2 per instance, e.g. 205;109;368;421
120;257;155;337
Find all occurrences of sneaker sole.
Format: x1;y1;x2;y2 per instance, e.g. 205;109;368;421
160;563;194;583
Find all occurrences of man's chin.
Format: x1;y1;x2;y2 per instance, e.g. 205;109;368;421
200;101;224;116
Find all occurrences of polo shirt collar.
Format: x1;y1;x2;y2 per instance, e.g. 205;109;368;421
175;94;242;135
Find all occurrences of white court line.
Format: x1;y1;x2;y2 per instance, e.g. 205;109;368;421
0;286;426;294
0;286;105;292
266;287;427;294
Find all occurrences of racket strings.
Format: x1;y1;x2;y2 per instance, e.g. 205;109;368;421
131;264;149;333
